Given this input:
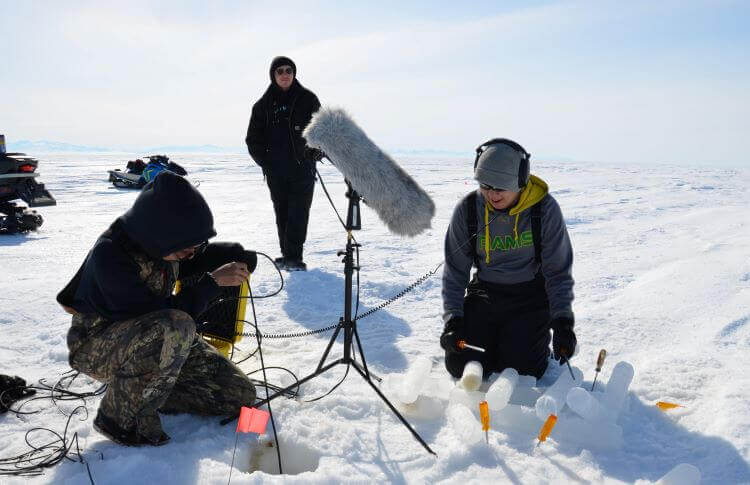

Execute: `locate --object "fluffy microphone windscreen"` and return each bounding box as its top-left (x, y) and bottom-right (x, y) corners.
top-left (303, 107), bottom-right (435, 237)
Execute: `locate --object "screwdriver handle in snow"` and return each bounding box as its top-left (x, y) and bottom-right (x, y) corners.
top-left (591, 349), bottom-right (607, 392)
top-left (479, 401), bottom-right (490, 444)
top-left (457, 340), bottom-right (485, 353)
top-left (536, 414), bottom-right (558, 446)
top-left (595, 349), bottom-right (607, 372)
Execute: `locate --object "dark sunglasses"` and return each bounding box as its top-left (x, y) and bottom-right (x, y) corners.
top-left (479, 182), bottom-right (507, 191)
top-left (194, 241), bottom-right (209, 255)
top-left (184, 241), bottom-right (208, 259)
top-left (275, 67), bottom-right (293, 76)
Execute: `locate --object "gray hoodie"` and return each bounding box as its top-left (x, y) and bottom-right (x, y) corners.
top-left (442, 175), bottom-right (574, 323)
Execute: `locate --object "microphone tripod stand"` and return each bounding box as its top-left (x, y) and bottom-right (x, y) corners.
top-left (223, 182), bottom-right (436, 456)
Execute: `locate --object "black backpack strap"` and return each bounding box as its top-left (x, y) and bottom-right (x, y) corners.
top-left (464, 191), bottom-right (479, 267)
top-left (531, 198), bottom-right (543, 264)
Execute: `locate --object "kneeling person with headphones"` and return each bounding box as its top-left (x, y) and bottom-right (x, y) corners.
top-left (441, 139), bottom-right (576, 382)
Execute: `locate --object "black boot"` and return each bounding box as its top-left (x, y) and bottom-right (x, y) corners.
top-left (285, 259), bottom-right (307, 272)
top-left (93, 411), bottom-right (170, 447)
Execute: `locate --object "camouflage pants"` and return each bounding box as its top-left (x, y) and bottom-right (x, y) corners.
top-left (68, 309), bottom-right (256, 441)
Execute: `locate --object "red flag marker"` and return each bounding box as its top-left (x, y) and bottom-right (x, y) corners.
top-left (236, 406), bottom-right (270, 434)
top-left (229, 407), bottom-right (272, 484)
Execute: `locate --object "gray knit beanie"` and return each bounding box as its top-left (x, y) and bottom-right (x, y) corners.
top-left (474, 143), bottom-right (528, 191)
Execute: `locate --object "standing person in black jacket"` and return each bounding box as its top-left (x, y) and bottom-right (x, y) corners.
top-left (245, 56), bottom-right (322, 271)
top-left (57, 172), bottom-right (258, 446)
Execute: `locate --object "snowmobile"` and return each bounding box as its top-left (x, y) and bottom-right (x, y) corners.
top-left (0, 136), bottom-right (57, 234)
top-left (108, 154), bottom-right (188, 189)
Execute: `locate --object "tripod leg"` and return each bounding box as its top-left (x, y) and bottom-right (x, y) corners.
top-left (317, 320), bottom-right (344, 372)
top-left (220, 359), bottom-right (344, 425)
top-left (350, 362), bottom-right (437, 456)
top-left (352, 326), bottom-right (371, 379)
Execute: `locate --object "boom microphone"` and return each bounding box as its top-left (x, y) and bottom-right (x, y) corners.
top-left (303, 107), bottom-right (435, 237)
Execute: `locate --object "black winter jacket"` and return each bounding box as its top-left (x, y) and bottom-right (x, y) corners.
top-left (245, 79), bottom-right (321, 178)
top-left (57, 172), bottom-right (246, 323)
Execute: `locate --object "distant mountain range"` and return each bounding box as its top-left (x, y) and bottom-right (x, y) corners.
top-left (6, 139), bottom-right (245, 154)
top-left (5, 139), bottom-right (472, 157)
top-left (4, 139), bottom-right (574, 162)
top-left (8, 140), bottom-right (114, 152)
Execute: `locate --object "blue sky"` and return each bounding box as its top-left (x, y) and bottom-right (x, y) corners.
top-left (2, 0), bottom-right (748, 166)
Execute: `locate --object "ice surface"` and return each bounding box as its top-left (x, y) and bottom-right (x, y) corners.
top-left (656, 463), bottom-right (701, 485)
top-left (552, 415), bottom-right (624, 451)
top-left (447, 405), bottom-right (484, 445)
top-left (566, 387), bottom-right (608, 423)
top-left (486, 367), bottom-right (519, 411)
top-left (535, 366), bottom-right (584, 420)
top-left (601, 361), bottom-right (634, 418)
top-left (459, 360), bottom-right (483, 391)
top-left (396, 356), bottom-right (432, 404)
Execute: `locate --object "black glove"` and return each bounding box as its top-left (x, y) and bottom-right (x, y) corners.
top-left (241, 250), bottom-right (258, 273)
top-left (440, 316), bottom-right (466, 353)
top-left (552, 316), bottom-right (577, 361)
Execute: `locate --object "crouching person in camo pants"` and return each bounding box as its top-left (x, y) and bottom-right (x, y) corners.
top-left (57, 172), bottom-right (258, 446)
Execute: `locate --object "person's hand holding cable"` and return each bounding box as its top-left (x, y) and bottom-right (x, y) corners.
top-left (209, 250), bottom-right (257, 286)
top-left (211, 262), bottom-right (250, 286)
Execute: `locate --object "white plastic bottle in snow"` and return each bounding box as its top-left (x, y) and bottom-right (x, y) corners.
top-left (600, 361), bottom-right (634, 418)
top-left (486, 368), bottom-right (519, 411)
top-left (566, 386), bottom-right (607, 422)
top-left (535, 366), bottom-right (584, 420)
top-left (447, 405), bottom-right (483, 445)
top-left (460, 361), bottom-right (483, 391)
top-left (397, 356), bottom-right (432, 404)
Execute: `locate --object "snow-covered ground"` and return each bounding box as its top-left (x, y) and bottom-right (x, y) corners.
top-left (1, 153), bottom-right (749, 484)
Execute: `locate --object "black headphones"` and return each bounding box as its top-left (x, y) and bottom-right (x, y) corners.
top-left (474, 138), bottom-right (531, 189)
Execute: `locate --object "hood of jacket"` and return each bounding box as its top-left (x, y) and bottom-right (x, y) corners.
top-left (509, 174), bottom-right (548, 215)
top-left (120, 171), bottom-right (216, 259)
